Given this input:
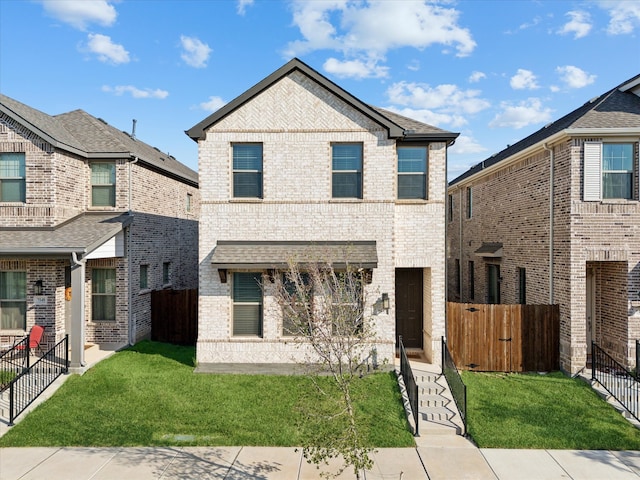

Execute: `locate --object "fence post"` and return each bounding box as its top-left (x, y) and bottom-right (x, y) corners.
top-left (64, 334), bottom-right (69, 373)
top-left (8, 380), bottom-right (15, 426)
top-left (441, 336), bottom-right (445, 375)
top-left (591, 341), bottom-right (596, 383)
top-left (636, 339), bottom-right (639, 380)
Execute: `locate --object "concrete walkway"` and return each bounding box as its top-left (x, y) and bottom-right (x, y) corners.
top-left (2, 443), bottom-right (640, 479)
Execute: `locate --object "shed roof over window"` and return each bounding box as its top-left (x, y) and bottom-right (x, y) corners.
top-left (475, 242), bottom-right (503, 258)
top-left (211, 241), bottom-right (378, 269)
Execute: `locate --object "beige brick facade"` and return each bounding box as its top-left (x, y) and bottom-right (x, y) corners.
top-left (448, 103), bottom-right (640, 373)
top-left (194, 62), bottom-right (454, 366)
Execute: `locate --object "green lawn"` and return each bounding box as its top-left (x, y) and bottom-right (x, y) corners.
top-left (462, 371), bottom-right (640, 449)
top-left (0, 341), bottom-right (414, 448)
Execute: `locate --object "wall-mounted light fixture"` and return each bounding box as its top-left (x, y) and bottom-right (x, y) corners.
top-left (34, 280), bottom-right (43, 295)
top-left (382, 293), bottom-right (389, 313)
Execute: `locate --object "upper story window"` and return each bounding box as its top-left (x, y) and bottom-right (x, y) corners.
top-left (584, 142), bottom-right (635, 201)
top-left (466, 186), bottom-right (473, 218)
top-left (0, 153), bottom-right (26, 203)
top-left (186, 193), bottom-right (193, 212)
top-left (233, 144), bottom-right (263, 198)
top-left (91, 162), bottom-right (116, 207)
top-left (140, 264), bottom-right (148, 290)
top-left (397, 146), bottom-right (427, 199)
top-left (0, 271), bottom-right (26, 330)
top-left (332, 143), bottom-right (362, 199)
top-left (448, 194), bottom-right (454, 222)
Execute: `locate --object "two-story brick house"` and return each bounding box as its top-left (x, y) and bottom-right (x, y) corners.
top-left (447, 73), bottom-right (640, 374)
top-left (187, 58), bottom-right (457, 367)
top-left (0, 94), bottom-right (199, 370)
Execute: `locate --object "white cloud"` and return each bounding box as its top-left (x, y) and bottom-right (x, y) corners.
top-left (489, 98), bottom-right (553, 129)
top-left (448, 134), bottom-right (487, 155)
top-left (386, 107), bottom-right (467, 128)
top-left (510, 69), bottom-right (539, 90)
top-left (285, 0), bottom-right (476, 64)
top-left (237, 0), bottom-right (254, 15)
top-left (86, 33), bottom-right (129, 64)
top-left (200, 96), bottom-right (227, 112)
top-left (40, 0), bottom-right (117, 31)
top-left (599, 0), bottom-right (640, 35)
top-left (469, 71), bottom-right (486, 83)
top-left (556, 65), bottom-right (596, 88)
top-left (102, 85), bottom-right (169, 99)
top-left (558, 10), bottom-right (592, 39)
top-left (180, 35), bottom-right (212, 68)
top-left (387, 81), bottom-right (491, 116)
top-left (323, 57), bottom-right (389, 79)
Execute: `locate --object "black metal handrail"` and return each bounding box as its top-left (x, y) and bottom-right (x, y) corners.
top-left (398, 336), bottom-right (419, 436)
top-left (0, 336), bottom-right (29, 391)
top-left (442, 336), bottom-right (467, 435)
top-left (6, 335), bottom-right (69, 425)
top-left (592, 341), bottom-right (639, 422)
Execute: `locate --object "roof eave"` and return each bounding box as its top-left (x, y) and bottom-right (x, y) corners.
top-left (401, 132), bottom-right (459, 145)
top-left (186, 58), bottom-right (408, 141)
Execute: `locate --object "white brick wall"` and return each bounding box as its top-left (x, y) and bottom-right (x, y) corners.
top-left (198, 72), bottom-right (447, 365)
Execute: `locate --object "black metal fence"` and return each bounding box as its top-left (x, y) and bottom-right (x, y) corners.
top-left (398, 336), bottom-right (419, 436)
top-left (592, 341), bottom-right (639, 422)
top-left (442, 336), bottom-right (467, 435)
top-left (4, 335), bottom-right (69, 425)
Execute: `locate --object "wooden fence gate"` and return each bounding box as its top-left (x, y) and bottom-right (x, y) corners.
top-left (151, 289), bottom-right (198, 345)
top-left (446, 302), bottom-right (559, 372)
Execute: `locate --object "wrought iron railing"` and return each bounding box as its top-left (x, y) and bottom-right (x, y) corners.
top-left (0, 336), bottom-right (29, 391)
top-left (442, 336), bottom-right (467, 435)
top-left (592, 342), bottom-right (639, 422)
top-left (398, 336), bottom-right (419, 436)
top-left (4, 335), bottom-right (69, 425)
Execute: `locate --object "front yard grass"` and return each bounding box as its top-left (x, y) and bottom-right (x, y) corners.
top-left (462, 370), bottom-right (640, 449)
top-left (0, 341), bottom-right (414, 448)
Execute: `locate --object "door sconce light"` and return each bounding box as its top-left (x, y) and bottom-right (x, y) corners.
top-left (382, 293), bottom-right (389, 313)
top-left (34, 280), bottom-right (43, 295)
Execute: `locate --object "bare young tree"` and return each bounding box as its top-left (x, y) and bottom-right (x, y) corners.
top-left (270, 260), bottom-right (380, 479)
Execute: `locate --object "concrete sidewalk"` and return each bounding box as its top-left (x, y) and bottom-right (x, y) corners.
top-left (2, 442), bottom-right (640, 479)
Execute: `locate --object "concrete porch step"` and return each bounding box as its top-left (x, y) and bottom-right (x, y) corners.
top-left (420, 394), bottom-right (447, 408)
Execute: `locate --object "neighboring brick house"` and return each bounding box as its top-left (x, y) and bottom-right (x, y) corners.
top-left (187, 58), bottom-right (458, 366)
top-left (0, 94), bottom-right (199, 370)
top-left (447, 73), bottom-right (640, 374)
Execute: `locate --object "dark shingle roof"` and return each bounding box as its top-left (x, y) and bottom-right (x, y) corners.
top-left (187, 57), bottom-right (458, 144)
top-left (0, 213), bottom-right (133, 255)
top-left (449, 73), bottom-right (640, 186)
top-left (0, 94), bottom-right (198, 186)
top-left (211, 240), bottom-right (378, 269)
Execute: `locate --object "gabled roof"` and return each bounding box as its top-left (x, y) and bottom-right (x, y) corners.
top-left (450, 73), bottom-right (640, 186)
top-left (186, 57), bottom-right (458, 144)
top-left (0, 93), bottom-right (198, 187)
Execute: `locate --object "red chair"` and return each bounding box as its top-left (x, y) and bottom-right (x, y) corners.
top-left (15, 325), bottom-right (45, 356)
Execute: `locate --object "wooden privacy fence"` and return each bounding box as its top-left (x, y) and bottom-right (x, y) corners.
top-left (446, 302), bottom-right (559, 372)
top-left (151, 289), bottom-right (198, 345)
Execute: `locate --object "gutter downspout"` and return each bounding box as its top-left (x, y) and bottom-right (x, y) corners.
top-left (544, 143), bottom-right (554, 304)
top-left (128, 156), bottom-right (139, 346)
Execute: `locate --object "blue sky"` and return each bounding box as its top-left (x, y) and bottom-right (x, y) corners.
top-left (1, 1), bottom-right (639, 180)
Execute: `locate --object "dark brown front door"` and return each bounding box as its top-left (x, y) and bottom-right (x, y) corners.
top-left (395, 268), bottom-right (423, 349)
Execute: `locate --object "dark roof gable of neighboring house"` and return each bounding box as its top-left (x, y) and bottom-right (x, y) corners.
top-left (449, 73), bottom-right (640, 186)
top-left (0, 93), bottom-right (198, 187)
top-left (186, 57), bottom-right (458, 144)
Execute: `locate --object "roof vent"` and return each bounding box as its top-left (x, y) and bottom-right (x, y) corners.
top-left (131, 119), bottom-right (137, 139)
top-left (97, 118), bottom-right (107, 124)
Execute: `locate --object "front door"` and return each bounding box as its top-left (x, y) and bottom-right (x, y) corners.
top-left (395, 268), bottom-right (423, 349)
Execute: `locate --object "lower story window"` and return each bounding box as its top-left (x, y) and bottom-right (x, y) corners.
top-left (0, 271), bottom-right (26, 330)
top-left (92, 268), bottom-right (116, 321)
top-left (233, 272), bottom-right (263, 336)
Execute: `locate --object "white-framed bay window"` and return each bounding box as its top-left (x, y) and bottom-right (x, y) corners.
top-left (584, 142), bottom-right (635, 201)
